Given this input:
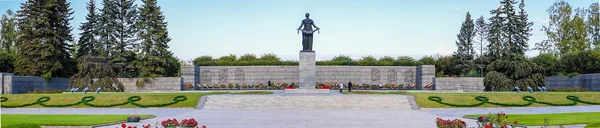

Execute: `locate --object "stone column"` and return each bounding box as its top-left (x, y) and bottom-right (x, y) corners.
top-left (299, 51), bottom-right (316, 89)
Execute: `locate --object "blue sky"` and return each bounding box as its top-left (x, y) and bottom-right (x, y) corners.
top-left (0, 0), bottom-right (598, 61)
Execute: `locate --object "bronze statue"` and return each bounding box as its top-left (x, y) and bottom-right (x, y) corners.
top-left (297, 13), bottom-right (320, 52)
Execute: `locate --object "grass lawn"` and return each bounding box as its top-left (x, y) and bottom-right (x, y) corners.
top-left (465, 112), bottom-right (600, 126)
top-left (1, 114), bottom-right (153, 127)
top-left (230, 91), bottom-right (274, 95)
top-left (410, 92), bottom-right (600, 108)
top-left (0, 91), bottom-right (271, 108)
top-left (342, 91), bottom-right (408, 95)
top-left (586, 122), bottom-right (600, 128)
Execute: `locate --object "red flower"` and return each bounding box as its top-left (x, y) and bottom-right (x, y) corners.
top-left (202, 125), bottom-right (207, 128)
top-left (133, 126), bottom-right (137, 128)
top-left (485, 125), bottom-right (492, 128)
top-left (128, 126), bottom-right (132, 128)
top-left (122, 123), bottom-right (126, 128)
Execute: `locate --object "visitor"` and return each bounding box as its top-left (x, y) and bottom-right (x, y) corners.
top-left (339, 82), bottom-right (344, 93)
top-left (267, 81), bottom-right (271, 89)
top-left (348, 81), bottom-right (353, 92)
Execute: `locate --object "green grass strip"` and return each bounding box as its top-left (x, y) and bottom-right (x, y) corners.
top-left (1, 114), bottom-right (153, 127)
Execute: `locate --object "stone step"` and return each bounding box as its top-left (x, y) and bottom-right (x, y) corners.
top-left (284, 89), bottom-right (330, 93)
top-left (202, 95), bottom-right (412, 110)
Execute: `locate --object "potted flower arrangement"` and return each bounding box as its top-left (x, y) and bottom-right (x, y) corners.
top-left (180, 118), bottom-right (198, 128)
top-left (127, 115), bottom-right (141, 122)
top-left (227, 83), bottom-right (234, 89)
top-left (242, 84), bottom-right (247, 89)
top-left (220, 84), bottom-right (226, 89)
top-left (184, 83), bottom-right (193, 89)
top-left (234, 84), bottom-right (240, 90)
top-left (391, 84), bottom-right (397, 90)
top-left (161, 118), bottom-right (179, 128)
top-left (214, 84), bottom-right (219, 89)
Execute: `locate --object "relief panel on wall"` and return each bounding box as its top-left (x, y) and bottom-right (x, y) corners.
top-left (371, 68), bottom-right (380, 82)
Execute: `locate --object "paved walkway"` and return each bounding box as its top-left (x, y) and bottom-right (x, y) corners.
top-left (202, 95), bottom-right (413, 110)
top-left (2, 92), bottom-right (599, 128)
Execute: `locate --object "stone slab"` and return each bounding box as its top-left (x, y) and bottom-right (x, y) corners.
top-left (299, 52), bottom-right (316, 89)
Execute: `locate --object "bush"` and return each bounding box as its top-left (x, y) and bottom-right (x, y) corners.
top-left (4, 124), bottom-right (41, 128)
top-left (560, 50), bottom-right (600, 74)
top-left (435, 117), bottom-right (466, 128)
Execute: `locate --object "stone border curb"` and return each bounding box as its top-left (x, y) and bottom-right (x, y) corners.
top-left (91, 115), bottom-right (157, 128)
top-left (405, 95), bottom-right (420, 110)
top-left (195, 96), bottom-right (208, 109)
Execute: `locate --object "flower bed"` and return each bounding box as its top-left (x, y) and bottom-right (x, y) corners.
top-left (315, 83), bottom-right (417, 90)
top-left (121, 118), bottom-right (206, 128)
top-left (547, 88), bottom-right (589, 92)
top-left (194, 82), bottom-right (299, 90)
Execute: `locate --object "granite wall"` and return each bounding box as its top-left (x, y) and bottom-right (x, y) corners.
top-left (186, 65), bottom-right (436, 89)
top-left (1, 73), bottom-right (70, 94)
top-left (1, 73), bottom-right (183, 94)
top-left (434, 77), bottom-right (485, 92)
top-left (545, 73), bottom-right (600, 91)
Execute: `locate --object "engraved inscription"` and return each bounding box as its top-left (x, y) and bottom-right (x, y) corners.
top-left (404, 69), bottom-right (414, 83)
top-left (371, 68), bottom-right (380, 81)
top-left (201, 70), bottom-right (211, 84)
top-left (388, 69), bottom-right (397, 82)
top-left (235, 68), bottom-right (245, 82)
top-left (219, 69), bottom-right (228, 83)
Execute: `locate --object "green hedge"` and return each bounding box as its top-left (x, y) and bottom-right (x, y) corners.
top-left (428, 95), bottom-right (600, 107)
top-left (0, 95), bottom-right (187, 108)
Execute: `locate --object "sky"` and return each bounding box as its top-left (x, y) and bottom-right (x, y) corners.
top-left (0, 0), bottom-right (598, 61)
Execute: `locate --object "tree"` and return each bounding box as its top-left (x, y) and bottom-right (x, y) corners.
top-left (379, 56), bottom-right (395, 62)
top-left (76, 0), bottom-right (100, 58)
top-left (539, 1), bottom-right (589, 56)
top-left (418, 56), bottom-right (435, 65)
top-left (14, 0), bottom-right (74, 80)
top-left (587, 3), bottom-right (600, 50)
top-left (474, 16), bottom-right (488, 59)
top-left (137, 0), bottom-right (176, 77)
top-left (331, 55), bottom-right (353, 62)
top-left (239, 54), bottom-right (257, 61)
top-left (516, 0), bottom-right (533, 53)
top-left (531, 53), bottom-right (560, 76)
top-left (500, 0), bottom-right (526, 55)
top-left (259, 53), bottom-right (280, 61)
top-left (435, 55), bottom-right (454, 77)
top-left (487, 6), bottom-right (504, 62)
top-left (111, 0), bottom-right (139, 78)
top-left (217, 54), bottom-right (237, 62)
top-left (1, 9), bottom-right (18, 52)
top-left (0, 50), bottom-right (15, 72)
top-left (98, 0), bottom-right (117, 57)
top-left (560, 50), bottom-right (600, 74)
top-left (396, 56), bottom-right (417, 66)
top-left (451, 12), bottom-right (476, 76)
top-left (69, 56), bottom-right (124, 92)
top-left (485, 54), bottom-right (544, 91)
top-left (192, 55), bottom-right (213, 66)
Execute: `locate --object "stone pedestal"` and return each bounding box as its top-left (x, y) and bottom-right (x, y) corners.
top-left (299, 51), bottom-right (316, 89)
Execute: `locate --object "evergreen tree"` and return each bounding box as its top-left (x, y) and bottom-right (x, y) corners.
top-left (1, 9), bottom-right (18, 52)
top-left (111, 0), bottom-right (139, 78)
top-left (137, 0), bottom-right (178, 77)
top-left (77, 0), bottom-right (100, 58)
top-left (451, 12), bottom-right (476, 76)
top-left (98, 0), bottom-right (117, 57)
top-left (516, 0), bottom-right (533, 53)
top-left (474, 16), bottom-right (488, 76)
top-left (14, 0), bottom-right (74, 79)
top-left (500, 0), bottom-right (524, 55)
top-left (487, 7), bottom-right (504, 62)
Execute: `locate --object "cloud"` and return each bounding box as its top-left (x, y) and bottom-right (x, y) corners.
top-left (536, 18), bottom-right (550, 25)
top-left (452, 7), bottom-right (461, 12)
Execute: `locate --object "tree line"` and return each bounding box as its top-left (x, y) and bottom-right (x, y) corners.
top-left (0, 0), bottom-right (180, 83)
top-left (450, 0), bottom-right (600, 91)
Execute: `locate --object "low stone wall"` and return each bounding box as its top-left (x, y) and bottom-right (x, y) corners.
top-left (434, 77), bottom-right (484, 92)
top-left (189, 65), bottom-right (435, 89)
top-left (1, 73), bottom-right (183, 94)
top-left (545, 73), bottom-right (600, 91)
top-left (119, 77), bottom-right (182, 92)
top-left (1, 73), bottom-right (70, 94)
